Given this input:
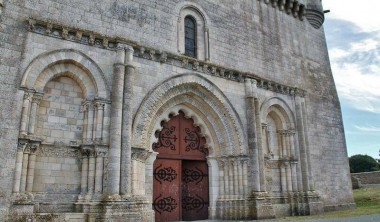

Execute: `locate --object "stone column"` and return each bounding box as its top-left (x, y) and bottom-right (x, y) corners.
top-left (87, 150), bottom-right (96, 194)
top-left (105, 44), bottom-right (126, 195)
top-left (20, 92), bottom-right (32, 135)
top-left (80, 150), bottom-right (89, 194)
top-left (294, 94), bottom-right (310, 191)
top-left (217, 160), bottom-right (225, 198)
top-left (238, 157), bottom-right (244, 196)
top-left (25, 144), bottom-right (38, 192)
top-left (286, 164), bottom-right (293, 192)
top-left (13, 141), bottom-right (27, 193)
top-left (20, 152), bottom-right (29, 192)
top-left (255, 98), bottom-right (266, 191)
top-left (95, 149), bottom-right (105, 193)
top-left (241, 157), bottom-right (248, 196)
top-left (280, 165), bottom-right (287, 193)
top-left (245, 79), bottom-right (260, 192)
top-left (232, 159), bottom-right (239, 195)
top-left (86, 102), bottom-right (95, 142)
top-left (94, 101), bottom-right (105, 142)
top-left (223, 158), bottom-right (229, 196)
top-left (204, 27), bottom-right (210, 61)
top-left (289, 131), bottom-right (299, 192)
top-left (82, 103), bottom-right (89, 142)
top-left (228, 159), bottom-right (234, 196)
top-left (120, 46), bottom-right (135, 196)
top-left (28, 93), bottom-right (43, 135)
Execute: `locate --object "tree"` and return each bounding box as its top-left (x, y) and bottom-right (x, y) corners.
top-left (349, 154), bottom-right (380, 173)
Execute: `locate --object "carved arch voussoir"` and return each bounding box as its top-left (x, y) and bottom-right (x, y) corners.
top-left (260, 97), bottom-right (296, 129)
top-left (20, 49), bottom-right (109, 99)
top-left (132, 74), bottom-right (245, 157)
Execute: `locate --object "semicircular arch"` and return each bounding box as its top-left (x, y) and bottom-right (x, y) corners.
top-left (260, 97), bottom-right (296, 129)
top-left (21, 49), bottom-right (109, 99)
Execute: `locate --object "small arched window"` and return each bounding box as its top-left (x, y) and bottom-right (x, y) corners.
top-left (184, 16), bottom-right (197, 58)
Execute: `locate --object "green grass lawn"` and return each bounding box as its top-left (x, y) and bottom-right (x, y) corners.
top-left (284, 187), bottom-right (380, 220)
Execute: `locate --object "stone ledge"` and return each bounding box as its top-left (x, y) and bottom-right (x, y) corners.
top-left (27, 18), bottom-right (307, 98)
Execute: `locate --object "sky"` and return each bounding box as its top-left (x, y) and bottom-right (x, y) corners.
top-left (322, 0), bottom-right (380, 159)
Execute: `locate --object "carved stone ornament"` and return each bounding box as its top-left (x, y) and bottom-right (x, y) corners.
top-left (13, 192), bottom-right (34, 203)
top-left (264, 160), bottom-right (280, 169)
top-left (37, 143), bottom-right (81, 158)
top-left (132, 147), bottom-right (151, 162)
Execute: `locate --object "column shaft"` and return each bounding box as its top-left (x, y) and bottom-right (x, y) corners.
top-left (86, 104), bottom-right (94, 141)
top-left (95, 104), bottom-right (104, 140)
top-left (295, 96), bottom-right (310, 191)
top-left (286, 165), bottom-right (293, 192)
top-left (13, 150), bottom-right (24, 192)
top-left (255, 99), bottom-right (266, 191)
top-left (20, 153), bottom-right (29, 192)
top-left (242, 159), bottom-right (248, 196)
top-left (87, 154), bottom-right (96, 194)
top-left (224, 160), bottom-right (229, 195)
top-left (233, 160), bottom-right (239, 195)
top-left (80, 156), bottom-right (89, 194)
top-left (26, 153), bottom-right (36, 192)
top-left (20, 93), bottom-right (31, 135)
top-left (228, 160), bottom-right (234, 196)
top-left (120, 46), bottom-right (135, 196)
top-left (218, 161), bottom-right (225, 197)
top-left (28, 101), bottom-right (38, 135)
top-left (105, 46), bottom-right (126, 194)
top-left (95, 155), bottom-right (104, 193)
top-left (280, 167), bottom-right (287, 193)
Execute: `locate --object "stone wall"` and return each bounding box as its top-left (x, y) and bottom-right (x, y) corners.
top-left (0, 0), bottom-right (355, 220)
top-left (351, 171), bottom-right (380, 189)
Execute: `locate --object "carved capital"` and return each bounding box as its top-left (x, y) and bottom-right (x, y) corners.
top-left (17, 139), bottom-right (29, 152)
top-left (131, 148), bottom-right (150, 162)
top-left (93, 100), bottom-right (105, 110)
top-left (32, 92), bottom-right (44, 104)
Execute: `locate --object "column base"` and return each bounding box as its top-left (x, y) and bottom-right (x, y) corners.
top-left (77, 195), bottom-right (153, 222)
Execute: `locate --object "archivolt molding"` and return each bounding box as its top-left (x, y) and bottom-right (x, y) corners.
top-left (174, 1), bottom-right (210, 26)
top-left (35, 63), bottom-right (95, 99)
top-left (132, 74), bottom-right (245, 156)
top-left (260, 97), bottom-right (296, 129)
top-left (20, 49), bottom-right (109, 99)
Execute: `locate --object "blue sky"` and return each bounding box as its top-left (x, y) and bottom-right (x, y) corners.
top-left (323, 0), bottom-right (380, 159)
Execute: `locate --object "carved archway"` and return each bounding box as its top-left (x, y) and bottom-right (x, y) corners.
top-left (20, 49), bottom-right (109, 99)
top-left (132, 73), bottom-right (245, 157)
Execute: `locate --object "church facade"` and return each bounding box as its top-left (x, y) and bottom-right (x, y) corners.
top-left (0, 0), bottom-right (355, 221)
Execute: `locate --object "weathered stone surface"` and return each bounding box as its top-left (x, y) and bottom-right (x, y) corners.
top-left (0, 0), bottom-right (354, 221)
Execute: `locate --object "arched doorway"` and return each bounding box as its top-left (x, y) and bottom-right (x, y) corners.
top-left (152, 111), bottom-right (209, 222)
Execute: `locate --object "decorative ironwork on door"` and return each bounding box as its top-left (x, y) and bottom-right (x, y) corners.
top-left (153, 111), bottom-right (209, 222)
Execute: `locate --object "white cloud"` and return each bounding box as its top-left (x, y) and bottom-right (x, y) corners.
top-left (323, 0), bottom-right (380, 32)
top-left (354, 125), bottom-right (380, 132)
top-left (333, 62), bottom-right (380, 113)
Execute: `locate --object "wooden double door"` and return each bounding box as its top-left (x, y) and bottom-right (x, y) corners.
top-left (152, 112), bottom-right (209, 222)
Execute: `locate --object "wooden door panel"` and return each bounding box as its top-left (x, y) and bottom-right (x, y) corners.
top-left (182, 161), bottom-right (209, 221)
top-left (153, 114), bottom-right (180, 156)
top-left (153, 159), bottom-right (181, 222)
top-left (179, 114), bottom-right (208, 158)
top-left (153, 111), bottom-right (209, 221)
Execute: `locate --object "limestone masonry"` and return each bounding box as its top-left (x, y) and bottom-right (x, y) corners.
top-left (0, 0), bottom-right (355, 221)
